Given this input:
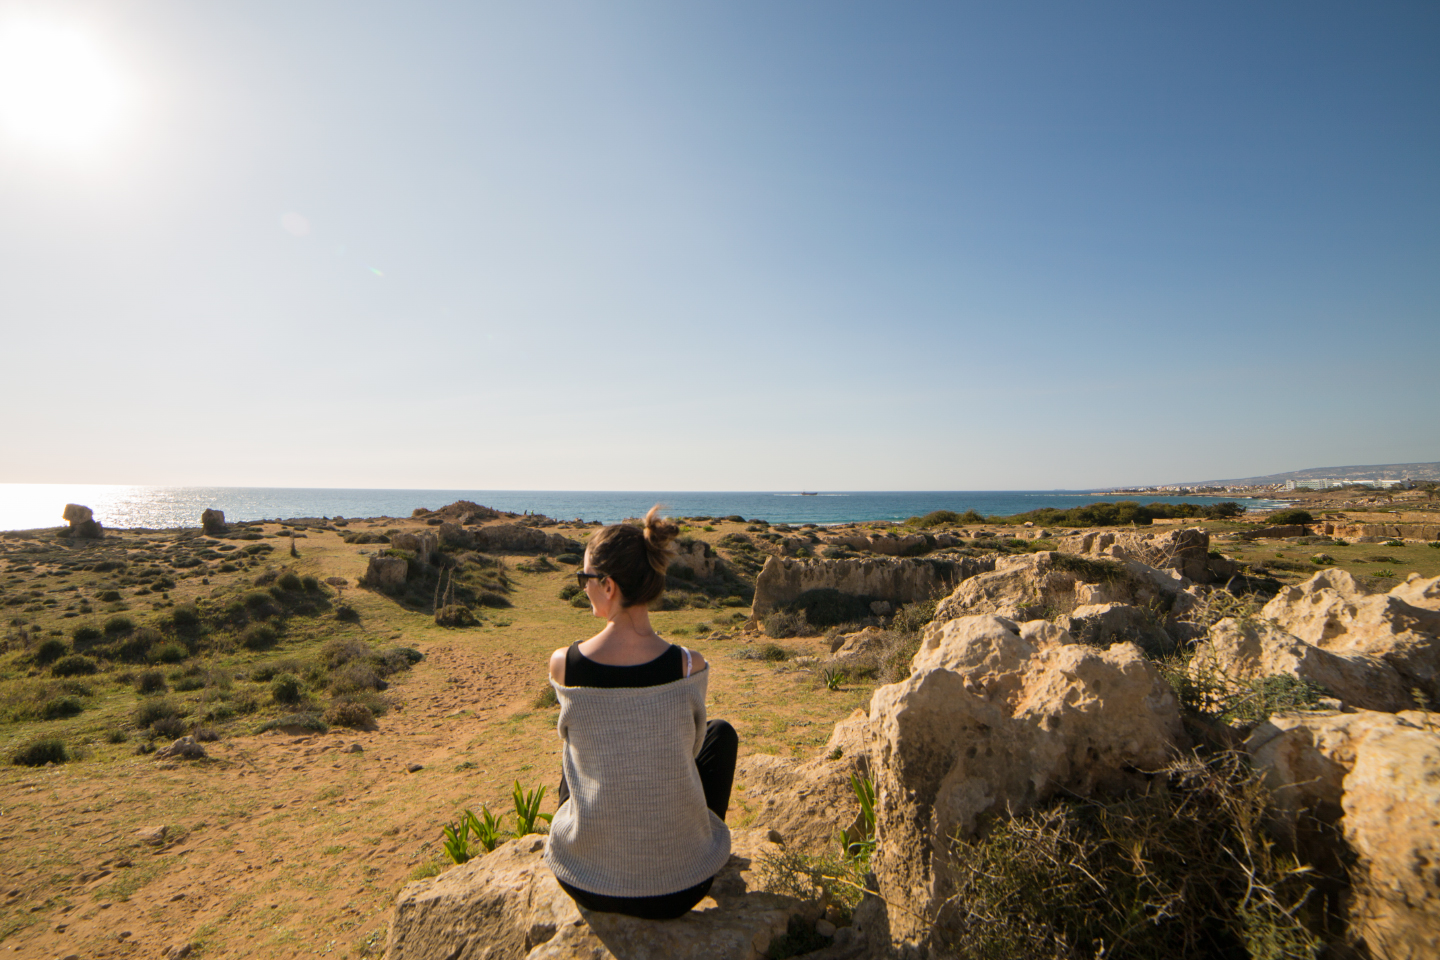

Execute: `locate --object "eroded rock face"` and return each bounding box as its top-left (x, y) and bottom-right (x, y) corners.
top-left (867, 615), bottom-right (1185, 943)
top-left (752, 556), bottom-right (992, 620)
top-left (391, 531), bottom-right (438, 565)
top-left (1057, 527), bottom-right (1216, 583)
top-left (472, 524), bottom-right (583, 556)
top-left (930, 552), bottom-right (1187, 626)
top-left (1189, 617), bottom-right (1412, 712)
top-left (438, 522), bottom-right (474, 548)
top-left (826, 532), bottom-right (933, 557)
top-left (1245, 710), bottom-right (1440, 960)
top-left (385, 830), bottom-right (840, 960)
top-left (670, 540), bottom-right (717, 579)
top-left (62, 503), bottom-right (102, 538)
top-left (734, 754), bottom-right (865, 857)
top-left (362, 555), bottom-right (408, 587)
top-left (1262, 570), bottom-right (1440, 701)
top-left (1060, 602), bottom-right (1175, 656)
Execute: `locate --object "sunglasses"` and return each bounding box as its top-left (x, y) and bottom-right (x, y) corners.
top-left (576, 571), bottom-right (608, 589)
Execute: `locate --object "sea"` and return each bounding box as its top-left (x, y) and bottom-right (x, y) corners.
top-left (0, 485), bottom-right (1287, 532)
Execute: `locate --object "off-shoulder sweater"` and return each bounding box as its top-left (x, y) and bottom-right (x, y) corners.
top-left (542, 669), bottom-right (732, 897)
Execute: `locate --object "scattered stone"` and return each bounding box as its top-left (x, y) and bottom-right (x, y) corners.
top-left (406, 763), bottom-right (423, 773)
top-left (347, 743), bottom-right (364, 754)
top-left (164, 943), bottom-right (197, 959)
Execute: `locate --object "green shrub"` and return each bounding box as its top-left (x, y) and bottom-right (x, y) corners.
top-left (277, 572), bottom-right (303, 592)
top-left (113, 626), bottom-right (161, 662)
top-left (33, 637), bottom-right (68, 666)
top-left (72, 624), bottom-right (102, 643)
top-left (241, 623), bottom-right (279, 650)
top-left (554, 553), bottom-right (582, 565)
top-left (892, 599), bottom-right (939, 634)
top-left (135, 697), bottom-right (182, 728)
top-left (42, 695), bottom-right (84, 720)
top-left (329, 661), bottom-right (384, 693)
top-left (319, 637), bottom-right (372, 669)
top-left (323, 700), bottom-right (375, 729)
top-left (569, 592), bottom-right (591, 608)
top-left (149, 641), bottom-right (188, 664)
top-left (532, 685), bottom-right (559, 709)
top-left (334, 603), bottom-right (360, 622)
top-left (106, 728), bottom-right (129, 744)
top-left (151, 716), bottom-right (186, 739)
top-left (736, 641), bottom-right (794, 662)
top-left (172, 674), bottom-right (204, 692)
top-left (51, 655), bottom-right (98, 677)
top-left (103, 615), bottom-right (135, 634)
top-left (97, 590), bottom-right (122, 602)
top-left (559, 583), bottom-right (582, 601)
top-left (271, 674), bottom-right (303, 705)
top-left (376, 647), bottom-right (423, 674)
top-left (301, 575), bottom-right (320, 591)
top-left (1267, 509), bottom-right (1313, 526)
top-left (171, 604), bottom-right (201, 628)
top-left (12, 738), bottom-right (68, 767)
top-left (763, 611), bottom-right (810, 639)
top-left (135, 670), bottom-right (168, 695)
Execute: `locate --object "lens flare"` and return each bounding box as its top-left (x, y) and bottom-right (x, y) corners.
top-left (0, 15), bottom-right (130, 154)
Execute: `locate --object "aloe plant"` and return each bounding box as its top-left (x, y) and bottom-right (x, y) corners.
top-left (467, 805), bottom-right (506, 853)
top-left (512, 781), bottom-right (553, 836)
top-left (838, 772), bottom-right (877, 862)
top-left (823, 667), bottom-right (847, 691)
top-left (442, 816), bottom-right (473, 864)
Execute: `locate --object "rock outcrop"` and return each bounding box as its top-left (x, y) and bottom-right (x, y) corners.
top-left (62, 503), bottom-right (102, 539)
top-left (865, 614), bottom-right (1185, 942)
top-left (200, 508), bottom-right (227, 534)
top-left (1246, 710), bottom-right (1440, 960)
top-left (1056, 527), bottom-right (1218, 582)
top-left (362, 556), bottom-right (408, 587)
top-left (385, 830), bottom-right (870, 960)
top-left (825, 532), bottom-right (933, 557)
top-left (671, 539), bottom-right (718, 579)
top-left (416, 500), bottom-right (503, 524)
top-left (1190, 617), bottom-right (1413, 712)
top-left (391, 531), bottom-right (438, 565)
top-left (472, 524), bottom-right (584, 556)
top-left (1261, 570), bottom-right (1440, 702)
top-left (752, 556), bottom-right (993, 620)
top-left (735, 753), bottom-right (866, 857)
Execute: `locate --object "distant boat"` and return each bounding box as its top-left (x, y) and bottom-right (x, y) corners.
top-left (799, 491), bottom-right (818, 496)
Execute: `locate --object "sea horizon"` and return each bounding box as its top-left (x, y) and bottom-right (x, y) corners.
top-left (0, 483), bottom-right (1287, 532)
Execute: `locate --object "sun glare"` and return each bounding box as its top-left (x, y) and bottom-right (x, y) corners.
top-left (0, 15), bottom-right (130, 154)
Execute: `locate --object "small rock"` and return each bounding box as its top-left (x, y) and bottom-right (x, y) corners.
top-left (346, 743), bottom-right (364, 754)
top-left (136, 825), bottom-right (168, 846)
top-left (153, 736), bottom-right (207, 761)
top-left (163, 944), bottom-right (197, 960)
top-left (118, 929), bottom-right (132, 939)
top-left (406, 763), bottom-right (423, 773)
top-left (816, 918), bottom-right (837, 937)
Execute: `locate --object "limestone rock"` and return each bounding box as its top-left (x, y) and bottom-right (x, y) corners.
top-left (153, 736), bottom-right (207, 761)
top-left (931, 552), bottom-right (1180, 625)
top-left (826, 532), bottom-right (933, 557)
top-left (385, 830), bottom-right (826, 960)
top-left (1189, 617), bottom-right (1412, 712)
top-left (1057, 526), bottom-right (1216, 583)
top-left (438, 522), bottom-right (475, 548)
top-left (671, 540), bottom-right (717, 579)
top-left (753, 556), bottom-right (993, 620)
top-left (472, 524), bottom-right (584, 556)
top-left (734, 754), bottom-right (865, 856)
top-left (867, 615), bottom-right (1184, 942)
top-left (419, 500), bottom-right (502, 524)
top-left (1245, 710), bottom-right (1440, 959)
top-left (135, 825), bottom-right (168, 846)
top-left (1262, 570), bottom-right (1440, 701)
top-left (1060, 602), bottom-right (1175, 656)
top-left (62, 503), bottom-right (92, 524)
top-left (391, 531), bottom-right (438, 565)
top-left (1238, 524), bottom-right (1308, 540)
top-left (829, 626), bottom-right (889, 660)
top-left (200, 508), bottom-right (227, 534)
top-left (363, 556), bottom-right (409, 587)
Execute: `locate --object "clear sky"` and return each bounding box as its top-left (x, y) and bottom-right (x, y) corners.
top-left (1, 1), bottom-right (1435, 491)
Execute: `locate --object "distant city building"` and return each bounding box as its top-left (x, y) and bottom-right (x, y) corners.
top-left (1282, 478), bottom-right (1409, 491)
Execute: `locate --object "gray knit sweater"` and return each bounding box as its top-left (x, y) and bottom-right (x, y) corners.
top-left (543, 670), bottom-right (732, 897)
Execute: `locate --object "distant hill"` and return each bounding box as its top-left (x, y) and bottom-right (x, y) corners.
top-left (1179, 462), bottom-right (1440, 487)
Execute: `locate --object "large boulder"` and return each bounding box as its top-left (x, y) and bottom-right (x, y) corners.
top-left (438, 522), bottom-right (475, 548)
top-left (734, 753), bottom-right (865, 857)
top-left (391, 531), bottom-right (438, 565)
top-left (472, 524), bottom-right (584, 556)
top-left (200, 508), bottom-right (227, 534)
top-left (1262, 570), bottom-right (1440, 702)
top-left (1057, 526), bottom-right (1217, 583)
top-left (753, 556), bottom-right (993, 620)
top-left (1189, 617), bottom-right (1413, 712)
top-left (62, 503), bottom-right (102, 539)
top-left (866, 615), bottom-right (1185, 943)
top-left (1059, 602), bottom-right (1176, 656)
top-left (385, 830), bottom-right (864, 960)
top-left (1245, 710), bottom-right (1440, 959)
top-left (362, 556), bottom-right (408, 587)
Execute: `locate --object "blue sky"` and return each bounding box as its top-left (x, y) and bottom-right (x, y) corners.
top-left (1, 1), bottom-right (1435, 490)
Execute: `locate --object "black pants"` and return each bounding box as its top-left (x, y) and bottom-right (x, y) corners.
top-left (555, 719), bottom-right (738, 920)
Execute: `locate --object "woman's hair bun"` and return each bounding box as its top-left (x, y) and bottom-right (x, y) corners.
top-left (642, 504), bottom-right (680, 574)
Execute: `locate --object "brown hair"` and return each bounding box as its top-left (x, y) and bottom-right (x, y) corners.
top-left (586, 505), bottom-right (680, 608)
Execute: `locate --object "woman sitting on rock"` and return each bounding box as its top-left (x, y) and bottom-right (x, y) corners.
top-left (544, 506), bottom-right (737, 919)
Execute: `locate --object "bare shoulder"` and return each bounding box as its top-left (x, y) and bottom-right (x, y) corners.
top-left (689, 648), bottom-right (708, 674)
top-left (548, 647), bottom-right (567, 684)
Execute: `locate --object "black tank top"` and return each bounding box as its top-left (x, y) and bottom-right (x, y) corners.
top-left (564, 642), bottom-right (684, 688)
